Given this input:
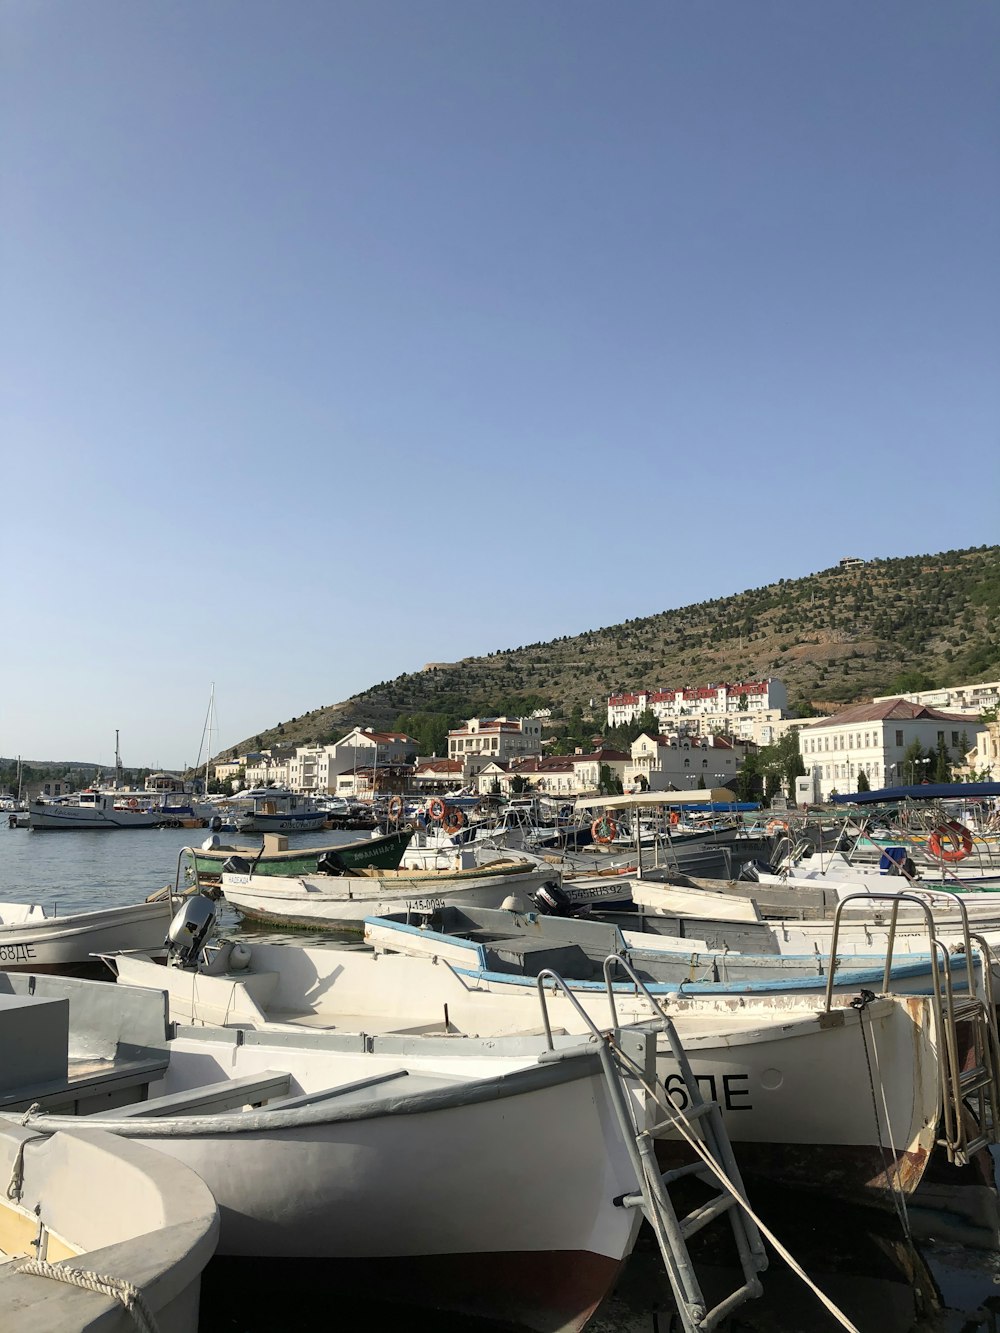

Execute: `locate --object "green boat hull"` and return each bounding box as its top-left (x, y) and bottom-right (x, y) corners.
top-left (195, 829), bottom-right (413, 879)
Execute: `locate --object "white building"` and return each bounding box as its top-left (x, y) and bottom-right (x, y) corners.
top-left (798, 699), bottom-right (986, 801)
top-left (625, 733), bottom-right (740, 793)
top-left (873, 679), bottom-right (1000, 718)
top-left (244, 751), bottom-right (291, 789)
top-left (447, 717), bottom-right (543, 763)
top-left (608, 679), bottom-right (788, 733)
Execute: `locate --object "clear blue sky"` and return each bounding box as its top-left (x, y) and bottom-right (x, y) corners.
top-left (3, 1), bottom-right (998, 767)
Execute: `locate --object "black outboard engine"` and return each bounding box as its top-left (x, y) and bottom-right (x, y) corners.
top-left (737, 860), bottom-right (774, 883)
top-left (222, 854), bottom-right (253, 876)
top-left (532, 882), bottom-right (577, 918)
top-left (316, 851), bottom-right (347, 876)
top-left (209, 815), bottom-right (223, 832)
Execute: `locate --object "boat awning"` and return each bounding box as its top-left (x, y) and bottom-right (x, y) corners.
top-left (830, 781), bottom-right (1000, 805)
top-left (574, 788), bottom-right (738, 811)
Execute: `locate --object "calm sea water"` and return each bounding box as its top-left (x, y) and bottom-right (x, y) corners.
top-left (3, 823), bottom-right (1000, 1331)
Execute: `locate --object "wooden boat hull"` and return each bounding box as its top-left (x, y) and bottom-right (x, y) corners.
top-left (221, 862), bottom-right (556, 930)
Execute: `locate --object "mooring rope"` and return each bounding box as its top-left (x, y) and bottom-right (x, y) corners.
top-left (15, 1261), bottom-right (160, 1333)
top-left (609, 1035), bottom-right (863, 1333)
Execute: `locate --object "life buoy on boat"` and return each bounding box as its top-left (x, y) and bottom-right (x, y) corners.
top-left (128, 798), bottom-right (139, 810)
top-left (766, 818), bottom-right (790, 836)
top-left (444, 808), bottom-right (467, 834)
top-left (427, 798), bottom-right (446, 822)
top-left (387, 796), bottom-right (404, 820)
top-left (928, 821), bottom-right (973, 863)
top-left (669, 811), bottom-right (680, 827)
top-left (591, 816), bottom-right (617, 845)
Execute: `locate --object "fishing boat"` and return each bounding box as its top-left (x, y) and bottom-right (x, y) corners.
top-left (218, 848), bottom-right (561, 930)
top-left (105, 919), bottom-right (950, 1212)
top-left (232, 789), bottom-right (327, 834)
top-left (192, 827), bottom-right (413, 879)
top-left (28, 789), bottom-right (197, 831)
top-left (4, 969), bottom-right (652, 1333)
top-left (0, 899), bottom-right (172, 974)
top-left (0, 1119), bottom-right (218, 1332)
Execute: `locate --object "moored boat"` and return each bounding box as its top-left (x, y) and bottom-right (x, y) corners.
top-left (0, 899), bottom-right (172, 974)
top-left (192, 827), bottom-right (413, 879)
top-left (0, 1119), bottom-right (218, 1333)
top-left (233, 789), bottom-right (327, 834)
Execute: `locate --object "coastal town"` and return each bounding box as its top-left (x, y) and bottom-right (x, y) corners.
top-left (198, 672), bottom-right (1000, 805)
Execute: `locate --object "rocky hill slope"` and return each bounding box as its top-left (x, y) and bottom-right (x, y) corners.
top-left (227, 545), bottom-right (1000, 757)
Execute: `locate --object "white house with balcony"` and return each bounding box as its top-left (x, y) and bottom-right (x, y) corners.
top-left (625, 733), bottom-right (740, 793)
top-left (447, 717), bottom-right (543, 763)
top-left (798, 699), bottom-right (986, 800)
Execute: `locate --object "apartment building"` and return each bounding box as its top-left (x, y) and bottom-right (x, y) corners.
top-left (873, 678), bottom-right (999, 718)
top-left (608, 679), bottom-right (788, 732)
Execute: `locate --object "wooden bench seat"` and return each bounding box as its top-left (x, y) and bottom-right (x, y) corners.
top-left (90, 1070), bottom-right (291, 1119)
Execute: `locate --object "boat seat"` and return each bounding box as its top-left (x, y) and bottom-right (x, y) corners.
top-left (262, 1068), bottom-right (410, 1110)
top-left (89, 1070), bottom-right (292, 1119)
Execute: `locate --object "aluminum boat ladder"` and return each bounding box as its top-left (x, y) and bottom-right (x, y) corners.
top-left (535, 958), bottom-right (767, 1333)
top-left (826, 889), bottom-right (1000, 1166)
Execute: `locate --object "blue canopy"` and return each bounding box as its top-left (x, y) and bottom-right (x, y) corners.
top-left (830, 781), bottom-right (1000, 805)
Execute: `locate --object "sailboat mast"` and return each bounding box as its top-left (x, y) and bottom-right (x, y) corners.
top-left (204, 684), bottom-right (216, 794)
top-left (114, 729), bottom-right (123, 789)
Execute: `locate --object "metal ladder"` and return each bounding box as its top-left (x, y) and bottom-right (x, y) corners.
top-left (826, 889), bottom-right (1000, 1166)
top-left (535, 959), bottom-right (767, 1333)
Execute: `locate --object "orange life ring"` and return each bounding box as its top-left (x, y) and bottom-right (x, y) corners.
top-left (387, 796), bottom-right (404, 819)
top-left (928, 821), bottom-right (973, 863)
top-left (669, 811), bottom-right (680, 827)
top-left (444, 808), bottom-right (467, 834)
top-left (427, 798), bottom-right (446, 822)
top-left (766, 818), bottom-right (790, 836)
top-left (591, 815), bottom-right (617, 845)
top-left (128, 798), bottom-right (139, 810)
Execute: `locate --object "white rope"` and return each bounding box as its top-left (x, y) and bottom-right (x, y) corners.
top-left (16, 1260), bottom-right (161, 1333)
top-left (612, 1038), bottom-right (862, 1333)
top-left (865, 1007), bottom-right (911, 1239)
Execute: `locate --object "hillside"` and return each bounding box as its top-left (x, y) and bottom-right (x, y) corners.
top-left (226, 546), bottom-right (1000, 757)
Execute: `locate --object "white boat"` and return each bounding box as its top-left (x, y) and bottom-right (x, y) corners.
top-left (0, 900), bottom-right (172, 974)
top-left (0, 1118), bottom-right (217, 1333)
top-left (108, 914), bottom-right (947, 1212)
top-left (233, 789), bottom-right (327, 834)
top-left (220, 851), bottom-right (559, 929)
top-left (9, 973), bottom-right (651, 1333)
top-left (28, 789), bottom-right (194, 831)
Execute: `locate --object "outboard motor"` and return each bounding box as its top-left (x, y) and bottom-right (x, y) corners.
top-left (532, 882), bottom-right (577, 918)
top-left (737, 860), bottom-right (774, 883)
top-left (166, 894), bottom-right (219, 967)
top-left (316, 850), bottom-right (347, 876)
top-left (209, 815), bottom-right (223, 832)
top-left (222, 854), bottom-right (253, 876)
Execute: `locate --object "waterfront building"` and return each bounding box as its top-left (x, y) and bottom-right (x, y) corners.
top-left (624, 733), bottom-right (740, 794)
top-left (798, 700), bottom-right (987, 800)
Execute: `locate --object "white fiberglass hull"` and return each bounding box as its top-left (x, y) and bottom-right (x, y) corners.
top-left (41, 1033), bottom-right (644, 1333)
top-left (236, 813), bottom-right (328, 834)
top-left (28, 804), bottom-right (163, 830)
top-left (0, 900), bottom-right (172, 972)
top-left (114, 944), bottom-right (941, 1209)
